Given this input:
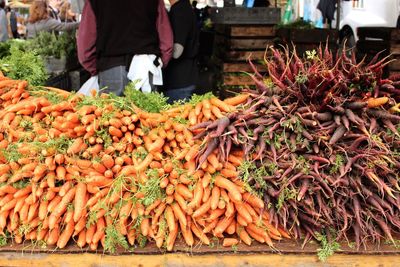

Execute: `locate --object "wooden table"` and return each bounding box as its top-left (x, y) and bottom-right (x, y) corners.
top-left (0, 239), bottom-right (399, 267)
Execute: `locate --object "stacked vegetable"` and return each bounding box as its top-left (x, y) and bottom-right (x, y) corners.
top-left (195, 45), bottom-right (400, 250)
top-left (0, 44), bottom-right (399, 255)
top-left (0, 73), bottom-right (286, 252)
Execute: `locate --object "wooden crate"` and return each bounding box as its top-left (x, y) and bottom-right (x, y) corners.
top-left (390, 29), bottom-right (400, 76)
top-left (210, 7), bottom-right (281, 25)
top-left (215, 25), bottom-right (276, 98)
top-left (357, 27), bottom-right (392, 77)
top-left (276, 28), bottom-right (339, 56)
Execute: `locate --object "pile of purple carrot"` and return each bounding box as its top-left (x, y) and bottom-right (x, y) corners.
top-left (194, 45), bottom-right (400, 249)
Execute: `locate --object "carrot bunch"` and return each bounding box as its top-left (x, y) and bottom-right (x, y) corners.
top-left (0, 74), bottom-right (287, 252)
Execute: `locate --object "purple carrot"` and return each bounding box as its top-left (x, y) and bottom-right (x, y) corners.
top-left (303, 155), bottom-right (330, 164)
top-left (297, 179), bottom-right (310, 201)
top-left (196, 138), bottom-right (218, 169)
top-left (313, 112), bottom-right (333, 122)
top-left (353, 196), bottom-right (364, 230)
top-left (344, 101), bottom-right (367, 110)
top-left (248, 58), bottom-right (263, 79)
top-left (189, 121), bottom-right (212, 131)
top-left (345, 109), bottom-right (361, 125)
top-left (329, 125), bottom-right (347, 145)
top-left (341, 115), bottom-right (350, 130)
top-left (302, 129), bottom-right (314, 141)
top-left (209, 117), bottom-right (230, 138)
top-left (334, 115), bottom-right (342, 125)
top-left (193, 130), bottom-right (207, 140)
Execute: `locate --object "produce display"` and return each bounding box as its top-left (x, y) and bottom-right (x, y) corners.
top-left (196, 46), bottom-right (400, 252)
top-left (0, 45), bottom-right (399, 257)
top-left (0, 74), bottom-right (284, 252)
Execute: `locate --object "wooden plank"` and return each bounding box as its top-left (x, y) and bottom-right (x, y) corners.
top-left (291, 29), bottom-right (338, 43)
top-left (391, 29), bottom-right (400, 41)
top-left (0, 238), bottom-right (399, 255)
top-left (1, 252), bottom-right (400, 267)
top-left (210, 7), bottom-right (281, 25)
top-left (223, 75), bottom-right (255, 86)
top-left (230, 26), bottom-right (276, 37)
top-left (224, 50), bottom-right (266, 61)
top-left (223, 63), bottom-right (266, 73)
top-left (390, 43), bottom-right (400, 55)
top-left (357, 27), bottom-right (392, 41)
top-left (389, 59), bottom-right (400, 71)
top-left (357, 40), bottom-right (390, 53)
top-left (229, 39), bottom-right (274, 50)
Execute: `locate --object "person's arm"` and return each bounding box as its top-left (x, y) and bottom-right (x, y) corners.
top-left (6, 12), bottom-right (12, 38)
top-left (0, 11), bottom-right (8, 41)
top-left (47, 18), bottom-right (79, 32)
top-left (156, 0), bottom-right (173, 67)
top-left (77, 1), bottom-right (97, 76)
top-left (173, 43), bottom-right (184, 59)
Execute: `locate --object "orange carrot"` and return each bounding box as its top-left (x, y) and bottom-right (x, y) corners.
top-left (47, 227), bottom-right (60, 246)
top-left (120, 154), bottom-right (153, 175)
top-left (214, 216), bottom-right (234, 236)
top-left (202, 186), bottom-right (211, 203)
top-left (367, 97), bottom-right (389, 108)
top-left (226, 220), bottom-right (236, 235)
top-left (49, 187), bottom-right (76, 229)
top-left (236, 225), bottom-right (252, 246)
top-left (171, 202), bottom-right (187, 227)
top-left (191, 223), bottom-right (210, 245)
top-left (214, 176), bottom-right (242, 203)
top-left (73, 182), bottom-right (86, 223)
top-left (85, 223), bottom-right (96, 245)
top-left (180, 217), bottom-right (194, 246)
top-left (77, 229), bottom-right (86, 248)
top-left (165, 206), bottom-right (176, 233)
top-left (224, 94), bottom-right (249, 106)
top-left (175, 184), bottom-right (193, 200)
top-left (220, 168), bottom-right (238, 178)
top-left (222, 238), bottom-right (239, 247)
top-left (187, 182), bottom-right (203, 209)
top-left (235, 203), bottom-right (253, 224)
top-left (67, 138), bottom-right (84, 155)
top-left (57, 220), bottom-right (75, 248)
top-left (242, 192), bottom-right (264, 209)
top-left (192, 199), bottom-right (211, 218)
top-left (166, 222), bottom-right (179, 251)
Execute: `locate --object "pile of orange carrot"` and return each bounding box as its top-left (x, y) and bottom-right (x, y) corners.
top-left (0, 74), bottom-right (288, 252)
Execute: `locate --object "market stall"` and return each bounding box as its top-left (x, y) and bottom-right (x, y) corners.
top-left (0, 1), bottom-right (398, 266)
top-left (0, 41), bottom-right (398, 265)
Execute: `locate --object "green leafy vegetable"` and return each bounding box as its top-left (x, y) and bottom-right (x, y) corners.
top-left (139, 170), bottom-right (166, 206)
top-left (0, 43), bottom-right (48, 86)
top-left (124, 82), bottom-right (169, 113)
top-left (104, 224), bottom-right (129, 253)
top-left (316, 232), bottom-right (341, 262)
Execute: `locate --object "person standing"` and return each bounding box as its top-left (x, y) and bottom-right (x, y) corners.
top-left (59, 1), bottom-right (76, 22)
top-left (163, 0), bottom-right (199, 103)
top-left (8, 8), bottom-right (19, 39)
top-left (0, 1), bottom-right (8, 42)
top-left (26, 1), bottom-right (79, 39)
top-left (77, 0), bottom-right (173, 96)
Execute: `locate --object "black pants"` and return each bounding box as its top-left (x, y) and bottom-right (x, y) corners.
top-left (12, 30), bottom-right (19, 39)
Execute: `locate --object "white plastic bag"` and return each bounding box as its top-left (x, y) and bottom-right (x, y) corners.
top-left (78, 75), bottom-right (99, 96)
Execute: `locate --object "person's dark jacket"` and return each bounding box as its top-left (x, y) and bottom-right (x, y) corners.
top-left (88, 0), bottom-right (164, 72)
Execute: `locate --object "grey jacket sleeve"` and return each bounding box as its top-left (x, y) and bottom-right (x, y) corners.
top-left (47, 19), bottom-right (79, 32)
top-left (0, 10), bottom-right (8, 42)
